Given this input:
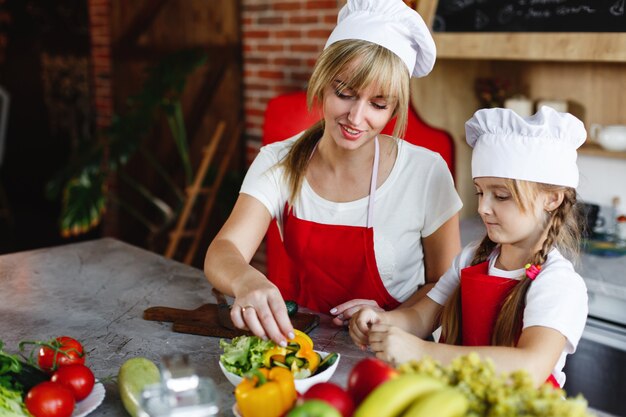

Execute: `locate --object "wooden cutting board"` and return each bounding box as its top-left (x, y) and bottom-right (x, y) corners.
top-left (143, 303), bottom-right (320, 339)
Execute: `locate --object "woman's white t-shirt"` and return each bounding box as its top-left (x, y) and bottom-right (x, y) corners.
top-left (428, 243), bottom-right (588, 386)
top-left (240, 134), bottom-right (463, 302)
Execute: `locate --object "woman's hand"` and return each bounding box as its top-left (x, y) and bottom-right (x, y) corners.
top-left (230, 275), bottom-right (294, 346)
top-left (330, 299), bottom-right (383, 326)
top-left (348, 307), bottom-right (385, 349)
top-left (367, 323), bottom-right (425, 366)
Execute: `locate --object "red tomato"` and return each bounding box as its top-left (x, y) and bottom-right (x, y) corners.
top-left (347, 358), bottom-right (398, 405)
top-left (38, 336), bottom-right (85, 372)
top-left (51, 364), bottom-right (95, 401)
top-left (302, 382), bottom-right (355, 417)
top-left (25, 382), bottom-right (76, 417)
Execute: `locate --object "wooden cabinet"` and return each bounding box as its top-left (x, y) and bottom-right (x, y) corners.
top-left (413, 3), bottom-right (626, 217)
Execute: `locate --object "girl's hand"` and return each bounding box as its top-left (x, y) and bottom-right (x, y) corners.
top-left (231, 277), bottom-right (294, 346)
top-left (330, 299), bottom-right (383, 326)
top-left (349, 307), bottom-right (384, 350)
top-left (368, 323), bottom-right (424, 366)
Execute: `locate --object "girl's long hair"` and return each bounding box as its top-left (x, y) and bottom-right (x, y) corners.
top-left (439, 179), bottom-right (581, 346)
top-left (279, 39), bottom-right (410, 205)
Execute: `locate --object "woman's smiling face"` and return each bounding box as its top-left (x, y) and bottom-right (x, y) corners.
top-left (321, 75), bottom-right (396, 151)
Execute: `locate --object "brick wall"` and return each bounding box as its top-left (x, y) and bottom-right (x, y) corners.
top-left (241, 0), bottom-right (344, 164)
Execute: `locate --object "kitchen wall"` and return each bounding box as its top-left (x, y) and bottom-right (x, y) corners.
top-left (578, 155), bottom-right (626, 217)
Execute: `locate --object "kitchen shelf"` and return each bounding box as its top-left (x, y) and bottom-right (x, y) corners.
top-left (432, 33), bottom-right (626, 62)
top-left (579, 143), bottom-right (626, 160)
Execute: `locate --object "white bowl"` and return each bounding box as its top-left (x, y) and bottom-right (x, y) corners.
top-left (219, 351), bottom-right (340, 393)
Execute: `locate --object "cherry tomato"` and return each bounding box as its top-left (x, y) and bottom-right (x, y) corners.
top-left (51, 364), bottom-right (95, 401)
top-left (38, 336), bottom-right (85, 372)
top-left (25, 381), bottom-right (75, 417)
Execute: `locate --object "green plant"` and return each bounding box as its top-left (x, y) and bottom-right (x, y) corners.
top-left (47, 48), bottom-right (207, 238)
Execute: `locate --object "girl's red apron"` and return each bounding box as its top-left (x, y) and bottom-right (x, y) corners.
top-left (461, 261), bottom-right (560, 388)
top-left (274, 137), bottom-right (400, 313)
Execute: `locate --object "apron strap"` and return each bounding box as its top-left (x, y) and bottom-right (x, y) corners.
top-left (367, 137), bottom-right (380, 228)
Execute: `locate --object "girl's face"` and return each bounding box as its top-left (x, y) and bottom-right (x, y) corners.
top-left (474, 177), bottom-right (549, 249)
top-left (321, 76), bottom-right (395, 151)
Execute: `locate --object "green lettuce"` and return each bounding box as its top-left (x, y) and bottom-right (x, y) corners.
top-left (219, 335), bottom-right (275, 377)
top-left (0, 385), bottom-right (29, 417)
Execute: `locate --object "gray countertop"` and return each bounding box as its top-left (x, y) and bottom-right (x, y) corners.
top-left (1, 234), bottom-right (619, 417)
top-left (0, 238), bottom-right (368, 417)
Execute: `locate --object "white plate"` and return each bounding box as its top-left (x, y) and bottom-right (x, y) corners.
top-left (232, 403), bottom-right (242, 417)
top-left (73, 382), bottom-right (105, 417)
top-left (219, 351), bottom-right (340, 393)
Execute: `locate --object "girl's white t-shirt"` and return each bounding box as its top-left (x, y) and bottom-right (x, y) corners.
top-left (428, 243), bottom-right (588, 387)
top-left (240, 134), bottom-right (463, 302)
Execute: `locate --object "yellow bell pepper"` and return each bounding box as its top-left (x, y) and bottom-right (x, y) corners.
top-left (262, 346), bottom-right (288, 368)
top-left (234, 367), bottom-right (297, 417)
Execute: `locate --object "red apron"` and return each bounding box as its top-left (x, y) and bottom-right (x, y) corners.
top-left (460, 261), bottom-right (560, 388)
top-left (276, 137), bottom-right (401, 313)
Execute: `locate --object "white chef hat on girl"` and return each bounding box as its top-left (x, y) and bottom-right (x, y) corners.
top-left (324, 0), bottom-right (436, 78)
top-left (466, 106), bottom-right (586, 188)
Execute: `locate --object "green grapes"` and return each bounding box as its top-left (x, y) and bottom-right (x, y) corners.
top-left (397, 353), bottom-right (593, 417)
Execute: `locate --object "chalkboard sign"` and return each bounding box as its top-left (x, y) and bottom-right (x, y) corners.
top-left (433, 0), bottom-right (626, 32)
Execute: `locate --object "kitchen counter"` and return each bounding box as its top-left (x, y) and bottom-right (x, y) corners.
top-left (1, 235), bottom-right (617, 417)
top-left (0, 238), bottom-right (368, 416)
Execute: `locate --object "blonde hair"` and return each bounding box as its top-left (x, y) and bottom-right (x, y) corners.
top-left (439, 179), bottom-right (581, 346)
top-left (279, 39), bottom-right (410, 205)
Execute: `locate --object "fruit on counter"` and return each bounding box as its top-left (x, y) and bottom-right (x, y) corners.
top-left (352, 374), bottom-right (444, 417)
top-left (235, 367), bottom-right (297, 417)
top-left (22, 336), bottom-right (86, 373)
top-left (401, 387), bottom-right (468, 417)
top-left (51, 364), bottom-right (95, 401)
top-left (302, 382), bottom-right (355, 417)
top-left (118, 357), bottom-right (161, 417)
top-left (398, 353), bottom-right (594, 417)
top-left (346, 357), bottom-right (398, 405)
top-left (24, 381), bottom-right (75, 417)
top-left (286, 399), bottom-right (343, 417)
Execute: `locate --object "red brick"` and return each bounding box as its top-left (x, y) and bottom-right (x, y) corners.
top-left (306, 1), bottom-right (337, 10)
top-left (273, 57), bottom-right (302, 66)
top-left (274, 2), bottom-right (301, 11)
top-left (289, 44), bottom-right (322, 53)
top-left (89, 0), bottom-right (111, 6)
top-left (258, 70), bottom-right (284, 79)
top-left (258, 16), bottom-right (283, 25)
top-left (289, 15), bottom-right (319, 24)
top-left (258, 44), bottom-right (284, 52)
top-left (275, 30), bottom-right (300, 38)
top-left (291, 71), bottom-right (313, 81)
top-left (323, 14), bottom-right (337, 24)
top-left (306, 29), bottom-right (332, 38)
top-left (246, 108), bottom-right (266, 118)
top-left (244, 30), bottom-right (271, 39)
top-left (242, 17), bottom-right (253, 25)
top-left (243, 4), bottom-right (270, 12)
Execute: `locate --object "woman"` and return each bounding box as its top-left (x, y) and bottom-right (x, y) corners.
top-left (204, 0), bottom-right (462, 346)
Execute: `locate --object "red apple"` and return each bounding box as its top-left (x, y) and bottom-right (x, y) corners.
top-left (302, 382), bottom-right (355, 417)
top-left (346, 357), bottom-right (398, 405)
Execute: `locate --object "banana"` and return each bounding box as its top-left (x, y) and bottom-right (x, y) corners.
top-left (353, 374), bottom-right (445, 417)
top-left (401, 386), bottom-right (469, 417)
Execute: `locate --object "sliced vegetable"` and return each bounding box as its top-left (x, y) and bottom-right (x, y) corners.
top-left (118, 357), bottom-right (161, 417)
top-left (314, 352), bottom-right (339, 376)
top-left (235, 367), bottom-right (297, 417)
top-left (220, 336), bottom-right (275, 377)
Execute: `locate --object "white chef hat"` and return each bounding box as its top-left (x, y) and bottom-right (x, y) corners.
top-left (324, 0), bottom-right (436, 78)
top-left (466, 106), bottom-right (586, 188)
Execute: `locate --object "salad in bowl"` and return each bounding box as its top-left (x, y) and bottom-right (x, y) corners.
top-left (219, 330), bottom-right (340, 393)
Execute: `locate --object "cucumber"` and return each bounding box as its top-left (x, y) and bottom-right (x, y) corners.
top-left (11, 361), bottom-right (48, 395)
top-left (285, 300), bottom-right (298, 317)
top-left (314, 352), bottom-right (339, 375)
top-left (118, 357), bottom-right (161, 417)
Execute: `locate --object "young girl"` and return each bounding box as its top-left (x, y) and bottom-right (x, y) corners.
top-left (350, 106), bottom-right (588, 388)
top-left (204, 0), bottom-right (462, 346)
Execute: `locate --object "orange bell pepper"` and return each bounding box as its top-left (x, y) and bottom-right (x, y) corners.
top-left (234, 367), bottom-right (297, 417)
top-left (289, 330), bottom-right (320, 374)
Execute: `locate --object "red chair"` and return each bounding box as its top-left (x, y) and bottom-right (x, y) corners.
top-left (261, 91), bottom-right (455, 284)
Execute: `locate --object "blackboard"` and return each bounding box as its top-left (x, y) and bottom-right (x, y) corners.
top-left (433, 0), bottom-right (626, 32)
